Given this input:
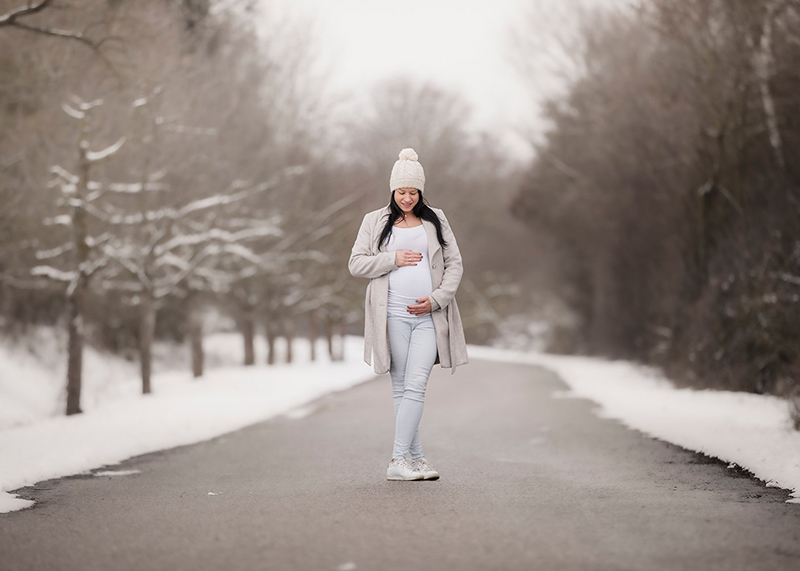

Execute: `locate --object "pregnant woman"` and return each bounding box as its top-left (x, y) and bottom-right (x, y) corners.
top-left (348, 148), bottom-right (468, 481)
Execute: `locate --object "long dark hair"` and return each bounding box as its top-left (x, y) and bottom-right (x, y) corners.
top-left (377, 190), bottom-right (448, 250)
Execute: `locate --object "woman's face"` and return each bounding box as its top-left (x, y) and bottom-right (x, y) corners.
top-left (393, 187), bottom-right (420, 214)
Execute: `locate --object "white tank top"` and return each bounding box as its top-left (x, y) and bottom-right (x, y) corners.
top-left (385, 224), bottom-right (433, 317)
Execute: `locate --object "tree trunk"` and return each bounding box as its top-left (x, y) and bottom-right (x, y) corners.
top-left (66, 139), bottom-right (91, 416)
top-left (308, 311), bottom-right (317, 362)
top-left (189, 296), bottom-right (204, 378)
top-left (242, 314), bottom-right (255, 366)
top-left (265, 317), bottom-right (277, 365)
top-left (753, 3), bottom-right (785, 171)
top-left (65, 287), bottom-right (84, 415)
top-left (326, 317), bottom-right (335, 361)
top-left (140, 293), bottom-right (156, 394)
top-left (335, 315), bottom-right (346, 361)
top-left (284, 315), bottom-right (294, 364)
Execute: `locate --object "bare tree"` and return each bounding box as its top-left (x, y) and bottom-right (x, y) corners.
top-left (33, 97), bottom-right (125, 415)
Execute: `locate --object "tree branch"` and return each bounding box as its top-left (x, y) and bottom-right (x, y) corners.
top-left (0, 0), bottom-right (100, 49)
top-left (0, 0), bottom-right (53, 25)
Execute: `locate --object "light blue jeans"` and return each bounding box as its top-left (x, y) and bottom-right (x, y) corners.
top-left (387, 312), bottom-right (438, 460)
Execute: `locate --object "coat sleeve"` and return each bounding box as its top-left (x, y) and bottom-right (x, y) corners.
top-left (428, 210), bottom-right (463, 312)
top-left (348, 213), bottom-right (398, 279)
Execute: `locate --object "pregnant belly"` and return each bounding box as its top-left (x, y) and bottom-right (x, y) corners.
top-left (388, 264), bottom-right (433, 313)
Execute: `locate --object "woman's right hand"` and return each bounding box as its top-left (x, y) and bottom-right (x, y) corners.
top-left (395, 250), bottom-right (423, 267)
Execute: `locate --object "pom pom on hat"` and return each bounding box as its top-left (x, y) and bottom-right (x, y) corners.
top-left (398, 148), bottom-right (418, 162)
top-left (389, 147), bottom-right (425, 192)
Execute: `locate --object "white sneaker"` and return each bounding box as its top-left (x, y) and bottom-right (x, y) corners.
top-left (410, 457), bottom-right (439, 480)
top-left (386, 457), bottom-right (424, 481)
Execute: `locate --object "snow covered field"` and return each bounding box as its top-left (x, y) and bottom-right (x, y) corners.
top-left (2, 330), bottom-right (798, 514)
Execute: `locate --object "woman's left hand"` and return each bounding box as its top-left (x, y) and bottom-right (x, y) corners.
top-left (407, 296), bottom-right (432, 316)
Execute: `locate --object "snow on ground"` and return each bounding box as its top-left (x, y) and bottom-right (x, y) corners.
top-left (0, 325), bottom-right (318, 431)
top-left (468, 345), bottom-right (800, 504)
top-left (2, 329), bottom-right (798, 514)
top-left (0, 329), bottom-right (375, 513)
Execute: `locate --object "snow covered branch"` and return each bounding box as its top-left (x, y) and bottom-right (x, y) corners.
top-left (84, 181), bottom-right (168, 203)
top-left (176, 165), bottom-right (306, 218)
top-left (35, 243), bottom-right (74, 260)
top-left (219, 243), bottom-right (263, 266)
top-left (92, 279), bottom-right (143, 293)
top-left (100, 245), bottom-right (153, 290)
top-left (50, 165), bottom-right (79, 185)
top-left (42, 215), bottom-right (72, 226)
top-left (153, 223), bottom-right (282, 257)
top-left (61, 103), bottom-right (85, 120)
top-left (82, 167), bottom-right (302, 227)
top-left (31, 266), bottom-right (75, 282)
top-left (161, 124), bottom-right (218, 136)
top-left (84, 136), bottom-right (126, 163)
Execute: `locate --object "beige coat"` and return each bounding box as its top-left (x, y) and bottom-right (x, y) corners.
top-left (348, 205), bottom-right (469, 375)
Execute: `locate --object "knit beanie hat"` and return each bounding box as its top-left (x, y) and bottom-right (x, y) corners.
top-left (389, 148), bottom-right (425, 193)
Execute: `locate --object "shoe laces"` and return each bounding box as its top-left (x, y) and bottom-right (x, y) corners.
top-left (412, 458), bottom-right (433, 471)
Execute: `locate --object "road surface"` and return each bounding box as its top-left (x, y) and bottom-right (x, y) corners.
top-left (1, 359), bottom-right (798, 570)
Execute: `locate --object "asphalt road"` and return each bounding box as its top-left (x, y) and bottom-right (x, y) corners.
top-left (1, 359), bottom-right (799, 571)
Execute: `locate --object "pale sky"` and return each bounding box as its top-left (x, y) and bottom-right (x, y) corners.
top-left (268, 0), bottom-right (542, 160)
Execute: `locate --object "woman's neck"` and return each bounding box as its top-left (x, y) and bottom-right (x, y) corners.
top-left (395, 212), bottom-right (420, 226)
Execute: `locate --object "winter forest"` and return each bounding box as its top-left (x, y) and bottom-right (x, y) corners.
top-left (2, 0), bottom-right (538, 420)
top-left (2, 0), bottom-right (800, 422)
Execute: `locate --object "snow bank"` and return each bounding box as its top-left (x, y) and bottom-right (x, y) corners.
top-left (0, 332), bottom-right (375, 513)
top-left (0, 326), bottom-right (337, 431)
top-left (469, 345), bottom-right (800, 504)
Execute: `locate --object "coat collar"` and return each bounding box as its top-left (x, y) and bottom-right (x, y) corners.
top-left (377, 205), bottom-right (442, 258)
